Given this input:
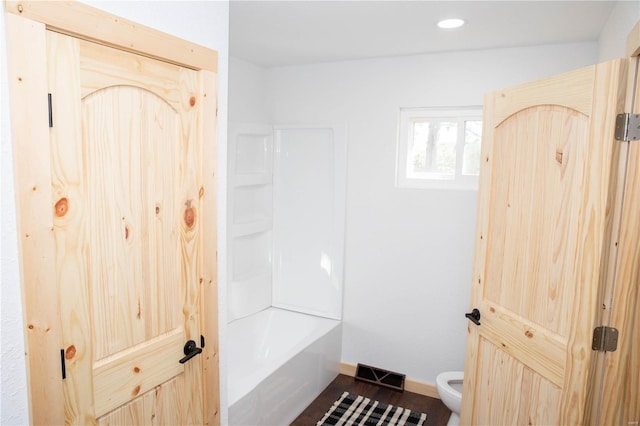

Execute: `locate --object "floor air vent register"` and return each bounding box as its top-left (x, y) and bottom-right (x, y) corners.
top-left (355, 363), bottom-right (406, 391)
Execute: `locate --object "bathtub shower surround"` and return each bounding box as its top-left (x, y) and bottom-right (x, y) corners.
top-left (227, 124), bottom-right (347, 321)
top-left (227, 308), bottom-right (342, 425)
top-left (272, 126), bottom-right (347, 319)
top-left (227, 123), bottom-right (347, 425)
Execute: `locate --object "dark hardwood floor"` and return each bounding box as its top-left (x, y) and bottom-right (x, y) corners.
top-left (290, 374), bottom-right (451, 425)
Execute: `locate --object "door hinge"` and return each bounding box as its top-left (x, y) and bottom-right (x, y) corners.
top-left (615, 113), bottom-right (640, 142)
top-left (592, 326), bottom-right (619, 352)
top-left (48, 93), bottom-right (53, 128)
top-left (60, 349), bottom-right (66, 379)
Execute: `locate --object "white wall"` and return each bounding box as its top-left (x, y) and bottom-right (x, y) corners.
top-left (598, 0), bottom-right (640, 62)
top-left (229, 57), bottom-right (272, 124)
top-left (263, 42), bottom-right (598, 386)
top-left (0, 2), bottom-right (229, 424)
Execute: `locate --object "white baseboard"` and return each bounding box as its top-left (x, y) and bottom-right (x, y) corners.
top-left (339, 362), bottom-right (440, 400)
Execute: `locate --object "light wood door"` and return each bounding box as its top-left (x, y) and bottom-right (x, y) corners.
top-left (461, 59), bottom-right (634, 424)
top-left (6, 3), bottom-right (218, 424)
top-left (47, 30), bottom-right (208, 424)
top-left (590, 58), bottom-right (640, 425)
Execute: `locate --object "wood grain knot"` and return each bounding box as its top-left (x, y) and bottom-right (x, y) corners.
top-left (189, 96), bottom-right (196, 107)
top-left (155, 204), bottom-right (161, 215)
top-left (132, 385), bottom-right (141, 397)
top-left (65, 345), bottom-right (76, 359)
top-left (555, 149), bottom-right (563, 164)
top-left (55, 198), bottom-right (69, 217)
top-left (125, 225), bottom-right (130, 240)
top-left (17, 4), bottom-right (23, 13)
top-left (133, 367), bottom-right (140, 373)
top-left (28, 324), bottom-right (34, 330)
top-left (184, 206), bottom-right (196, 228)
top-left (489, 307), bottom-right (495, 313)
top-left (199, 186), bottom-right (204, 198)
top-left (525, 330), bottom-right (534, 338)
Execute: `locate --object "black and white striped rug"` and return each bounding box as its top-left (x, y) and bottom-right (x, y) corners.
top-left (316, 391), bottom-right (427, 426)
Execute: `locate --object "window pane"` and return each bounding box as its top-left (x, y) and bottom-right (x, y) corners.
top-left (410, 121), bottom-right (430, 171)
top-left (409, 120), bottom-right (457, 179)
top-left (397, 107), bottom-right (482, 188)
top-left (432, 121), bottom-right (457, 177)
top-left (462, 120), bottom-right (482, 176)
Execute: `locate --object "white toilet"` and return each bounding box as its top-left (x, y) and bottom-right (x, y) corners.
top-left (436, 371), bottom-right (464, 426)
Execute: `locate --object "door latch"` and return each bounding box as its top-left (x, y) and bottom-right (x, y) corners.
top-left (179, 339), bottom-right (203, 364)
top-left (465, 308), bottom-right (481, 325)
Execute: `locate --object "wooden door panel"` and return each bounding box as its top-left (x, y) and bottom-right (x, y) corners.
top-left (47, 29), bottom-right (95, 424)
top-left (474, 338), bottom-right (560, 425)
top-left (93, 330), bottom-right (184, 417)
top-left (485, 106), bottom-right (586, 338)
top-left (97, 376), bottom-right (184, 426)
top-left (462, 60), bottom-right (631, 424)
top-left (492, 67), bottom-right (593, 122)
top-left (477, 304), bottom-right (565, 387)
top-left (83, 85), bottom-right (181, 360)
top-left (78, 39), bottom-right (187, 108)
top-left (48, 29), bottom-right (204, 424)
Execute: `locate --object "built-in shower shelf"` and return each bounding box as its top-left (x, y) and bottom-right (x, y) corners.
top-left (234, 174), bottom-right (272, 187)
top-left (231, 269), bottom-right (271, 284)
top-left (231, 230), bottom-right (272, 283)
top-left (232, 219), bottom-right (272, 237)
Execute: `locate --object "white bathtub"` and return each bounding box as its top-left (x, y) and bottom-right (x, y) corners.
top-left (228, 307), bottom-right (342, 425)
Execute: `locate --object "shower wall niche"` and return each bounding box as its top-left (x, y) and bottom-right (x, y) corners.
top-left (228, 124), bottom-right (346, 322)
top-left (228, 125), bottom-right (274, 321)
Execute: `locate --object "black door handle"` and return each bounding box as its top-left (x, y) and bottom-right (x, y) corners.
top-left (179, 339), bottom-right (203, 364)
top-left (465, 308), bottom-right (481, 325)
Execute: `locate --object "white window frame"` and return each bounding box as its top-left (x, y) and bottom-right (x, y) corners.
top-left (396, 106), bottom-right (483, 190)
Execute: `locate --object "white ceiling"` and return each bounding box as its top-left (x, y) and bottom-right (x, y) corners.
top-left (230, 1), bottom-right (618, 68)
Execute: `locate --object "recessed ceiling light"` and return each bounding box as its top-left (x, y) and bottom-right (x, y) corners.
top-left (437, 18), bottom-right (465, 29)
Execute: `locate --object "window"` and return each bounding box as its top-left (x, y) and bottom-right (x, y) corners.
top-left (396, 107), bottom-right (483, 189)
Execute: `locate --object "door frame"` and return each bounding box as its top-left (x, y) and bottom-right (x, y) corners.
top-left (4, 1), bottom-right (219, 424)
